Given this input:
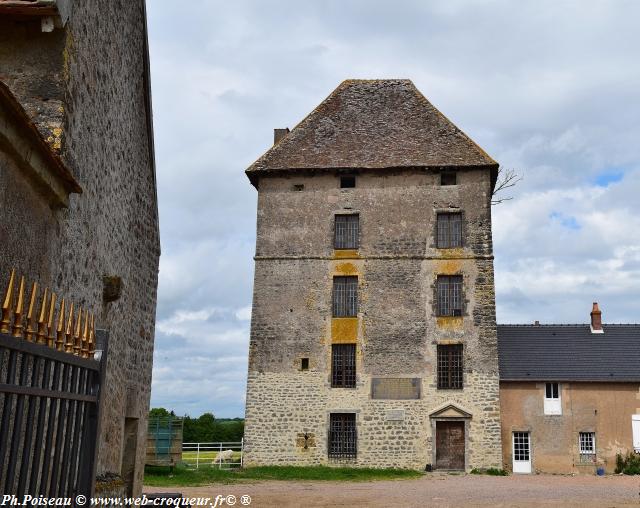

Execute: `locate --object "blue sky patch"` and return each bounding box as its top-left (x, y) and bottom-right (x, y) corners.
top-left (550, 211), bottom-right (581, 230)
top-left (594, 169), bottom-right (624, 187)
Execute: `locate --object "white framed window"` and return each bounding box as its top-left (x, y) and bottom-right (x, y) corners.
top-left (544, 382), bottom-right (562, 415)
top-left (632, 415), bottom-right (640, 452)
top-left (579, 432), bottom-right (596, 462)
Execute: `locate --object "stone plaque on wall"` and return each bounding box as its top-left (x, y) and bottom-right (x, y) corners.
top-left (371, 378), bottom-right (421, 400)
top-left (385, 409), bottom-right (406, 421)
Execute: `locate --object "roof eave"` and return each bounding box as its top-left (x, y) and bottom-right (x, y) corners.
top-left (0, 0), bottom-right (58, 17)
top-left (0, 80), bottom-right (81, 207)
top-left (246, 163), bottom-right (499, 189)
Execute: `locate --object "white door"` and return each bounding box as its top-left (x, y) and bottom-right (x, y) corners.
top-left (513, 432), bottom-right (532, 473)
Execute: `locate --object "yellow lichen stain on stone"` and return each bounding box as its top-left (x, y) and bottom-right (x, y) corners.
top-left (334, 262), bottom-right (358, 276)
top-left (434, 259), bottom-right (462, 275)
top-left (331, 317), bottom-right (358, 343)
top-left (436, 316), bottom-right (463, 330)
top-left (437, 247), bottom-right (464, 259)
top-left (333, 249), bottom-right (360, 259)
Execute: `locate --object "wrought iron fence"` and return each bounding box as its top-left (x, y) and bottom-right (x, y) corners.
top-left (182, 441), bottom-right (244, 469)
top-left (0, 269), bottom-right (107, 497)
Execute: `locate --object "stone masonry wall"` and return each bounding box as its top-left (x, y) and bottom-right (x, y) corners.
top-left (244, 168), bottom-right (502, 469)
top-left (0, 1), bottom-right (159, 496)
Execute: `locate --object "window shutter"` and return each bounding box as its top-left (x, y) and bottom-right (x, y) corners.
top-left (633, 415), bottom-right (640, 451)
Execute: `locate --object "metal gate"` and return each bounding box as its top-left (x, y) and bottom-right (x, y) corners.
top-left (0, 270), bottom-right (107, 498)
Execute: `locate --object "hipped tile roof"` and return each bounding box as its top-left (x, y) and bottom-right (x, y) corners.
top-left (246, 79), bottom-right (497, 184)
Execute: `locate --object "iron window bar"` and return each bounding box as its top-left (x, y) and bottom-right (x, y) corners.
top-left (328, 413), bottom-right (357, 459)
top-left (437, 344), bottom-right (463, 389)
top-left (437, 213), bottom-right (462, 248)
top-left (332, 276), bottom-right (358, 317)
top-left (436, 275), bottom-right (463, 317)
top-left (334, 214), bottom-right (360, 249)
top-left (331, 344), bottom-right (356, 388)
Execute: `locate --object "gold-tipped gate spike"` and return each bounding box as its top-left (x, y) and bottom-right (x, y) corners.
top-left (81, 310), bottom-right (90, 358)
top-left (11, 276), bottom-right (25, 338)
top-left (64, 302), bottom-right (75, 353)
top-left (36, 287), bottom-right (49, 344)
top-left (25, 282), bottom-right (38, 341)
top-left (73, 308), bottom-right (82, 356)
top-left (88, 313), bottom-right (96, 358)
top-left (1, 269), bottom-right (16, 334)
top-left (56, 298), bottom-right (66, 351)
top-left (47, 293), bottom-right (57, 347)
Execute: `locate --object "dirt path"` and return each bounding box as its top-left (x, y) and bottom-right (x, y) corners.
top-left (145, 473), bottom-right (640, 507)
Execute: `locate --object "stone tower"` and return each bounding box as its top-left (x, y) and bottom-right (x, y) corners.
top-left (244, 79), bottom-right (501, 470)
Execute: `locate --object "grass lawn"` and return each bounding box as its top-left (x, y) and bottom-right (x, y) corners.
top-left (144, 465), bottom-right (423, 486)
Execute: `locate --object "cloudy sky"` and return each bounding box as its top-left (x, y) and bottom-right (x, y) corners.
top-left (146, 0), bottom-right (640, 417)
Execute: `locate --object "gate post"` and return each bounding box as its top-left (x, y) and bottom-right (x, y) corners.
top-left (77, 329), bottom-right (109, 497)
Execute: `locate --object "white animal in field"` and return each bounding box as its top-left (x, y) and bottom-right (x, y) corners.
top-left (212, 449), bottom-right (234, 464)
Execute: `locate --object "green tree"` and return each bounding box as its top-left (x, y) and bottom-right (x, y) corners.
top-left (149, 407), bottom-right (174, 417)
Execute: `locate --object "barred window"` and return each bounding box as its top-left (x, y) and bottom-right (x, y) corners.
top-left (334, 215), bottom-right (359, 249)
top-left (328, 413), bottom-right (357, 459)
top-left (436, 275), bottom-right (463, 316)
top-left (579, 432), bottom-right (596, 462)
top-left (437, 213), bottom-right (462, 248)
top-left (331, 344), bottom-right (356, 388)
top-left (333, 276), bottom-right (358, 317)
top-left (437, 344), bottom-right (463, 389)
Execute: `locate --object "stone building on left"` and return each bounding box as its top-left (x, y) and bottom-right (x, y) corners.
top-left (0, 0), bottom-right (159, 497)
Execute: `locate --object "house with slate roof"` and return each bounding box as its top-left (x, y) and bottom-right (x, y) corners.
top-left (244, 79), bottom-right (502, 470)
top-left (498, 303), bottom-right (640, 474)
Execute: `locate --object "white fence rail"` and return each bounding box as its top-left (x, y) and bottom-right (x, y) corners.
top-left (182, 440), bottom-right (244, 469)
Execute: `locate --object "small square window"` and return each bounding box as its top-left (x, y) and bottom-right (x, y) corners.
top-left (441, 172), bottom-right (457, 186)
top-left (293, 184), bottom-right (304, 191)
top-left (340, 175), bottom-right (356, 188)
top-left (301, 358), bottom-right (309, 371)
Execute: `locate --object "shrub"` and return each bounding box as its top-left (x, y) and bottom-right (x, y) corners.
top-left (470, 467), bottom-right (508, 476)
top-left (614, 452), bottom-right (640, 475)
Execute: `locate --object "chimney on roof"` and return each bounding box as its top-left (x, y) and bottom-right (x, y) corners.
top-left (274, 128), bottom-right (290, 144)
top-left (590, 302), bottom-right (604, 334)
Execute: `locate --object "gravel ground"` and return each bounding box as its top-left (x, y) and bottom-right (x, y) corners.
top-left (145, 473), bottom-right (640, 507)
